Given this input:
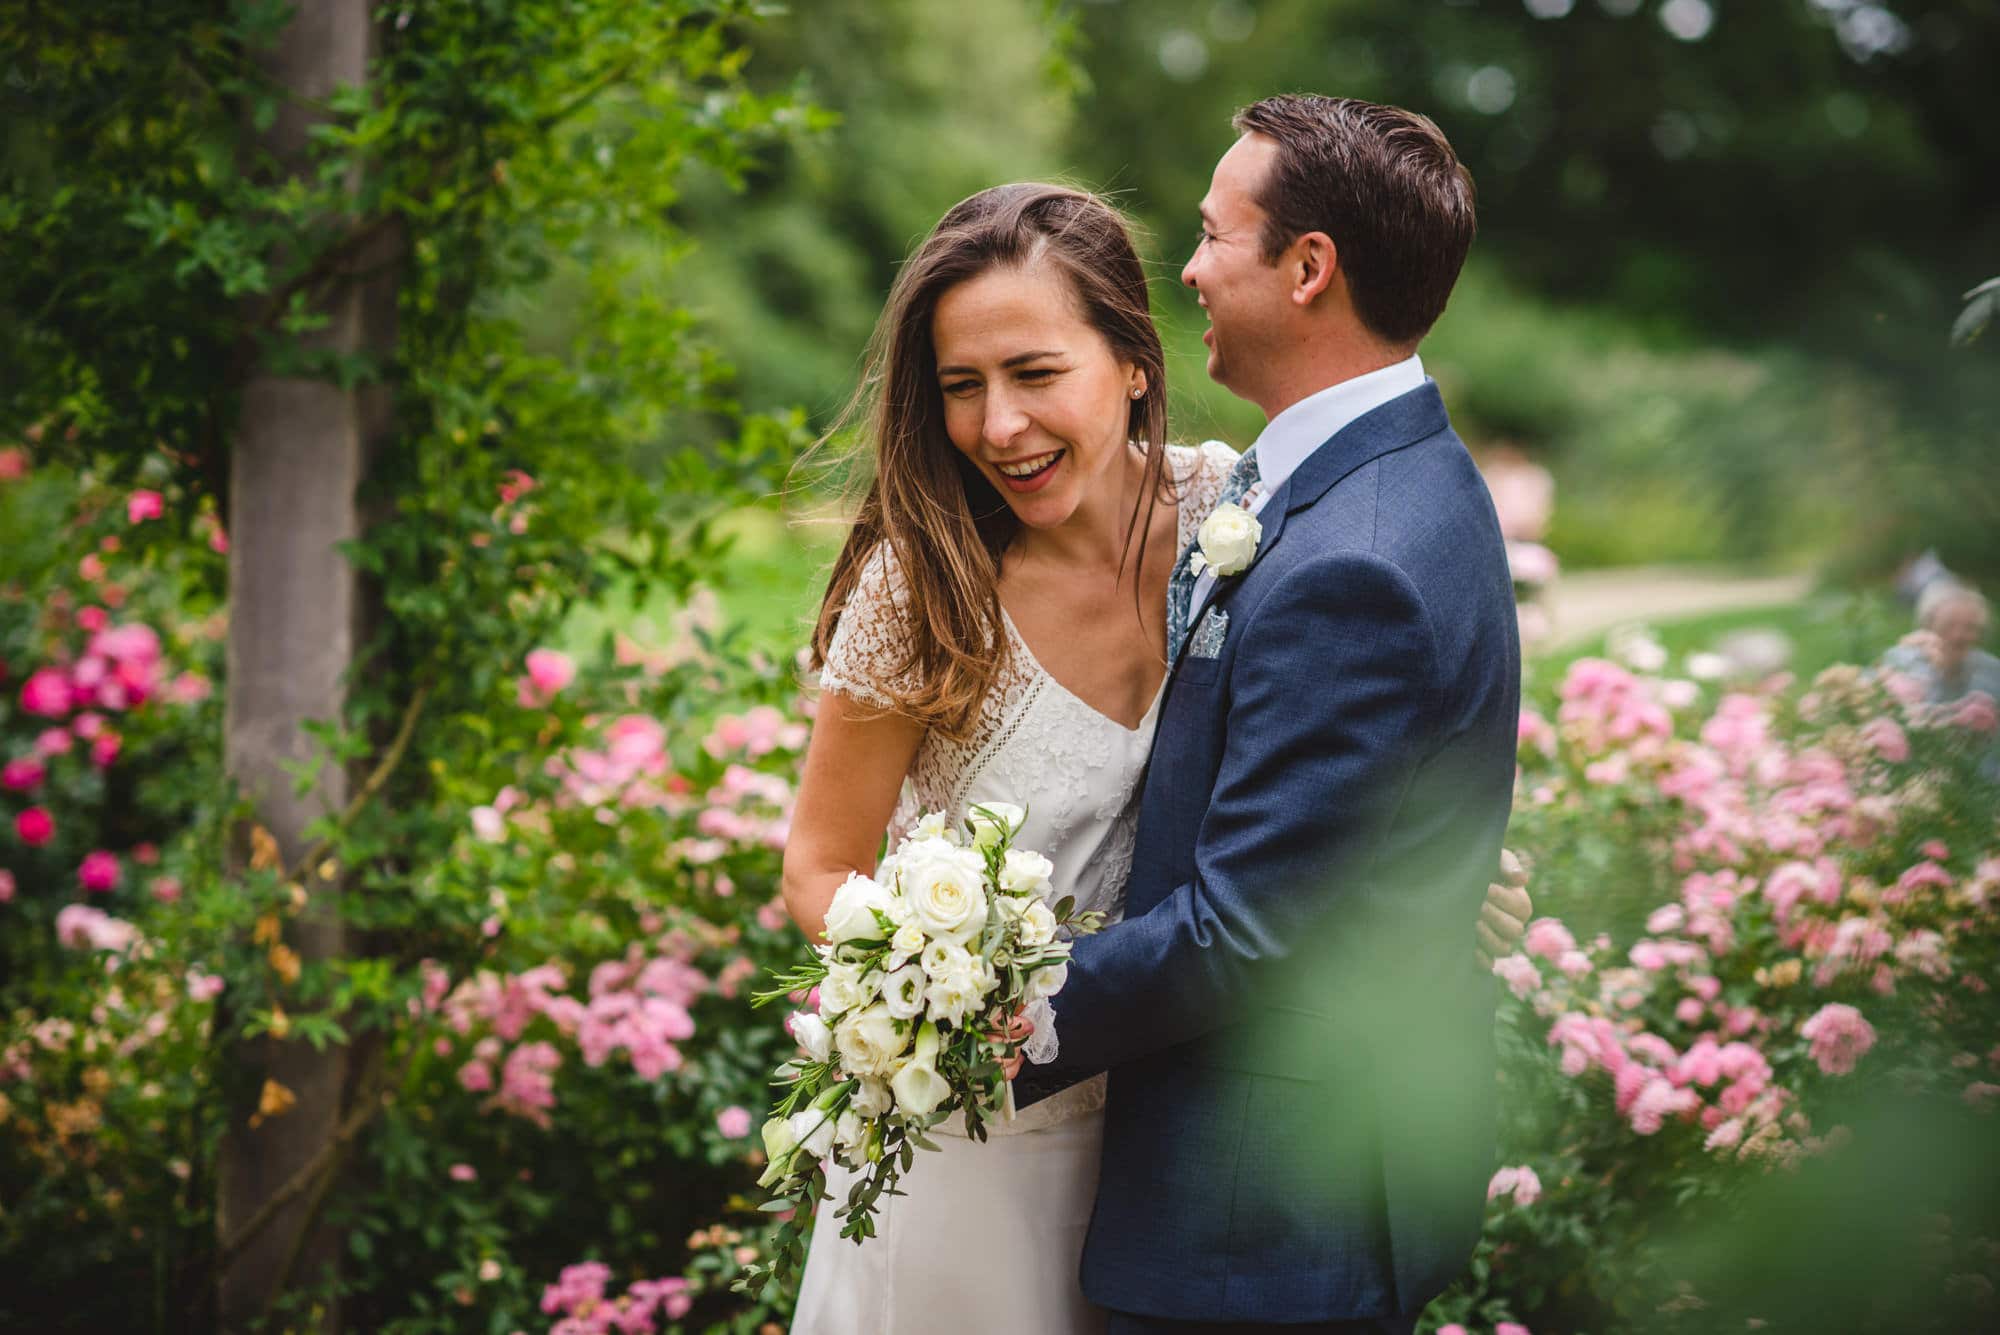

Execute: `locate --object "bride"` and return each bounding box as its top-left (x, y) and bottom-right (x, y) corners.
top-left (779, 183), bottom-right (1526, 1334)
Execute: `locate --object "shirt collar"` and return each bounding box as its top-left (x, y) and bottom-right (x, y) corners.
top-left (1248, 354), bottom-right (1427, 497)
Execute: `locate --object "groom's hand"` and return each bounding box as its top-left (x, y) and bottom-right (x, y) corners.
top-left (1475, 848), bottom-right (1533, 970)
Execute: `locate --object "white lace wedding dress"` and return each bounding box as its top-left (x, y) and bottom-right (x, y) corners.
top-left (789, 442), bottom-right (1237, 1335)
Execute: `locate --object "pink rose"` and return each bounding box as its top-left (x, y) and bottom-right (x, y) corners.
top-left (1949, 691), bottom-right (1997, 733)
top-left (1497, 1324), bottom-right (1533, 1335)
top-left (0, 446), bottom-right (27, 480)
top-left (150, 876), bottom-right (183, 904)
top-left (127, 490), bottom-right (164, 523)
top-left (34, 727), bottom-right (73, 758)
top-left (0, 869), bottom-right (14, 903)
top-left (187, 970), bottom-right (225, 1002)
top-left (516, 648), bottom-right (575, 706)
top-left (448, 1163), bottom-right (477, 1182)
top-left (78, 850), bottom-right (121, 893)
top-left (716, 1104), bottom-right (753, 1139)
top-left (15, 807), bottom-right (55, 847)
top-left (1801, 1002), bottom-right (1875, 1076)
top-left (2, 757), bottom-right (45, 791)
top-left (19, 668), bottom-right (70, 718)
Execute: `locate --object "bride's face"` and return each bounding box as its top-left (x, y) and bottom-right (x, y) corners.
top-left (931, 260), bottom-right (1142, 533)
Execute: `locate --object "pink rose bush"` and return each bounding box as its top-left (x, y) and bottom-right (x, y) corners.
top-left (1428, 647), bottom-right (2000, 1334)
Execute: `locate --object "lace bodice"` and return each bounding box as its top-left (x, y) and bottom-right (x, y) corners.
top-left (819, 440), bottom-right (1238, 854)
top-left (815, 441), bottom-right (1238, 1133)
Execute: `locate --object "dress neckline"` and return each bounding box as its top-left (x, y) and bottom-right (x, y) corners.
top-left (997, 607), bottom-right (1165, 736)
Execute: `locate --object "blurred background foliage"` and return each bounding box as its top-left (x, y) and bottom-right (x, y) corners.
top-left (569, 0), bottom-right (1995, 645)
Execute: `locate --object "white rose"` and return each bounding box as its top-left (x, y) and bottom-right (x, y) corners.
top-left (789, 1011), bottom-right (832, 1062)
top-left (899, 840), bottom-right (990, 943)
top-left (788, 1106), bottom-right (837, 1160)
top-left (889, 1022), bottom-right (952, 1119)
top-left (879, 962), bottom-right (928, 1020)
top-left (967, 801), bottom-right (1025, 849)
top-left (822, 872), bottom-right (893, 945)
top-left (1190, 502), bottom-right (1261, 578)
top-left (1022, 957), bottom-right (1069, 1002)
top-left (833, 1003), bottom-right (907, 1077)
top-left (849, 1076), bottom-right (893, 1118)
top-left (817, 963), bottom-right (871, 1017)
top-left (999, 848), bottom-right (1055, 899)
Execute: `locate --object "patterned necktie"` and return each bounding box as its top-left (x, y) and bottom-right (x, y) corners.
top-left (1166, 445), bottom-right (1260, 662)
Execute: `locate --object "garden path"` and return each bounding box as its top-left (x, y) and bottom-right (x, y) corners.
top-left (1542, 566), bottom-right (1814, 649)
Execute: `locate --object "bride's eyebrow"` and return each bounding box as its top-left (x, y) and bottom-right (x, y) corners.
top-left (936, 349), bottom-right (1065, 377)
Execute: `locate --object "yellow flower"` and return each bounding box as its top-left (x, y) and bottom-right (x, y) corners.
top-left (268, 943), bottom-right (302, 985)
top-left (250, 1078), bottom-right (296, 1128)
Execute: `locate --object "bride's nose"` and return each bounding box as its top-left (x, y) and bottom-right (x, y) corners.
top-left (981, 389), bottom-right (1031, 449)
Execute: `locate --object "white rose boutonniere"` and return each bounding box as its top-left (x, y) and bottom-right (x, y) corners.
top-left (1189, 502), bottom-right (1262, 579)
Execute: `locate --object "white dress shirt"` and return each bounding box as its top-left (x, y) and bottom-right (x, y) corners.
top-left (1187, 354), bottom-right (1427, 624)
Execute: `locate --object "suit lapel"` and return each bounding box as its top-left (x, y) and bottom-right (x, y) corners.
top-left (1163, 383), bottom-right (1450, 677)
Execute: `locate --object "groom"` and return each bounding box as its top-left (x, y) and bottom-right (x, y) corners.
top-left (1013, 96), bottom-right (1520, 1333)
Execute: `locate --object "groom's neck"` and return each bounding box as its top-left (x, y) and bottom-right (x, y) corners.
top-left (1254, 327), bottom-right (1413, 422)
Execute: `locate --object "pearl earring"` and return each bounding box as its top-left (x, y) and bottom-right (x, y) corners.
top-left (1131, 386), bottom-right (1144, 398)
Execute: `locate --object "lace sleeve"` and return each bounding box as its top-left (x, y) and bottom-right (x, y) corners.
top-left (1169, 439), bottom-right (1243, 550)
top-left (818, 542), bottom-right (923, 709)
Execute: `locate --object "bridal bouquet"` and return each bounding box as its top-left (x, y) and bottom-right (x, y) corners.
top-left (734, 802), bottom-right (1103, 1297)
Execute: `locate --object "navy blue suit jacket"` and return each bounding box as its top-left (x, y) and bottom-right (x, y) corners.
top-left (1014, 382), bottom-right (1520, 1323)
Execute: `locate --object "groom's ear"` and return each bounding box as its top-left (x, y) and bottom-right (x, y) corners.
top-left (1290, 231), bottom-right (1338, 308)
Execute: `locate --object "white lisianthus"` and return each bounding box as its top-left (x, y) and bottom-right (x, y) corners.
top-left (1022, 958), bottom-right (1069, 1002)
top-left (879, 963), bottom-right (928, 1020)
top-left (889, 1022), bottom-right (952, 1119)
top-left (909, 810), bottom-right (959, 844)
top-left (817, 962), bottom-right (871, 1017)
top-left (788, 1106), bottom-right (838, 1160)
top-left (822, 872), bottom-right (893, 945)
top-left (920, 938), bottom-right (974, 982)
top-left (755, 1115), bottom-right (799, 1187)
top-left (833, 1108), bottom-right (869, 1154)
top-left (1190, 502), bottom-right (1261, 578)
top-left (924, 953), bottom-right (997, 1028)
top-left (999, 848), bottom-right (1055, 899)
top-left (888, 922), bottom-right (927, 966)
top-left (1014, 898), bottom-right (1058, 950)
top-left (789, 1011), bottom-right (832, 1063)
top-left (848, 1076), bottom-right (893, 1119)
top-left (833, 1003), bottom-right (907, 1077)
top-left (899, 840), bottom-right (989, 943)
top-left (967, 801), bottom-right (1025, 849)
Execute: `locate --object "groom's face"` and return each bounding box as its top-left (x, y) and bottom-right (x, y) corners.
top-left (1182, 134), bottom-right (1295, 403)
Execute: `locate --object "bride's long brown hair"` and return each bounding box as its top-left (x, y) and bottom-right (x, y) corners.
top-left (807, 184), bottom-right (1173, 740)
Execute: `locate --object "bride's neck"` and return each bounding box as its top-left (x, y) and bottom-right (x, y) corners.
top-left (1009, 445), bottom-right (1154, 580)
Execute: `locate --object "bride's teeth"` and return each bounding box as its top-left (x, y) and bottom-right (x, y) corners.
top-left (997, 451), bottom-right (1061, 477)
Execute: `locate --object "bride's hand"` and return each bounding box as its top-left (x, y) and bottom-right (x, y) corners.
top-left (988, 1009), bottom-right (1034, 1082)
top-left (1475, 848), bottom-right (1533, 970)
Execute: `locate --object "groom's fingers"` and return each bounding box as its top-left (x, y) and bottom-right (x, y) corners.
top-left (1486, 881), bottom-right (1533, 929)
top-left (1499, 847), bottom-right (1530, 886)
top-left (1474, 919), bottom-right (1508, 969)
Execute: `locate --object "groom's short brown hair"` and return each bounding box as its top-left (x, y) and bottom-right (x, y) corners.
top-left (1232, 94), bottom-right (1475, 346)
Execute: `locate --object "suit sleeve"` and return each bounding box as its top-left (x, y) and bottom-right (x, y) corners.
top-left (1020, 551), bottom-right (1440, 1095)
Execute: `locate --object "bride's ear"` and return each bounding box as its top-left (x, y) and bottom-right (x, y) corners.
top-left (1292, 232), bottom-right (1337, 307)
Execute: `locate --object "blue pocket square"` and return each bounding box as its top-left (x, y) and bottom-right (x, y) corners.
top-left (1188, 607), bottom-right (1228, 659)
